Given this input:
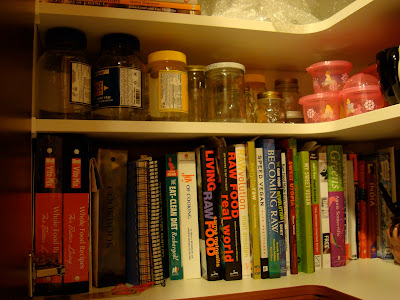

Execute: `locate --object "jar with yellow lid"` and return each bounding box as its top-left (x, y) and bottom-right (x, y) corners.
top-left (256, 91), bottom-right (286, 123)
top-left (148, 50), bottom-right (189, 121)
top-left (245, 73), bottom-right (267, 123)
top-left (187, 65), bottom-right (205, 122)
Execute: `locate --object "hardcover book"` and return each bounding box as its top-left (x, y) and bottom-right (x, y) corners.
top-left (365, 156), bottom-right (378, 258)
top-left (357, 160), bottom-right (368, 258)
top-left (326, 145), bottom-right (346, 267)
top-left (310, 152), bottom-right (322, 270)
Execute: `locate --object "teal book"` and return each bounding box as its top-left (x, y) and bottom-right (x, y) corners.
top-left (165, 154), bottom-right (183, 279)
top-left (298, 151), bottom-right (314, 273)
top-left (262, 139), bottom-right (280, 278)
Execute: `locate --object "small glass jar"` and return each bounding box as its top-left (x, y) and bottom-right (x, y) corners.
top-left (245, 74), bottom-right (267, 123)
top-left (275, 78), bottom-right (304, 122)
top-left (187, 65), bottom-right (205, 122)
top-left (148, 50), bottom-right (189, 121)
top-left (36, 27), bottom-right (91, 119)
top-left (205, 62), bottom-right (246, 122)
top-left (256, 91), bottom-right (286, 123)
top-left (93, 33), bottom-right (147, 120)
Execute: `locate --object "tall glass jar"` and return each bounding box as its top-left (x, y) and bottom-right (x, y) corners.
top-left (245, 74), bottom-right (267, 123)
top-left (187, 65), bottom-right (205, 122)
top-left (148, 50), bottom-right (189, 121)
top-left (36, 27), bottom-right (91, 119)
top-left (256, 91), bottom-right (286, 123)
top-left (205, 62), bottom-right (246, 122)
top-left (275, 78), bottom-right (304, 123)
top-left (93, 33), bottom-right (147, 120)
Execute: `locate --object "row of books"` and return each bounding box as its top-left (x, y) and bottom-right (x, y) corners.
top-left (43, 0), bottom-right (202, 15)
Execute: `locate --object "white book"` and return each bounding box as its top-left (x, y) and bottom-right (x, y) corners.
top-left (281, 152), bottom-right (290, 275)
top-left (235, 144), bottom-right (251, 278)
top-left (343, 154), bottom-right (349, 260)
top-left (177, 152), bottom-right (201, 279)
top-left (347, 160), bottom-right (358, 260)
top-left (256, 147), bottom-right (268, 275)
top-left (318, 151), bottom-right (331, 268)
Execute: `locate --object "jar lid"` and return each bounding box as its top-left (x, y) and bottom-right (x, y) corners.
top-left (148, 50), bottom-right (187, 64)
top-left (258, 91), bottom-right (282, 99)
top-left (245, 74), bottom-right (266, 83)
top-left (275, 78), bottom-right (298, 86)
top-left (204, 62), bottom-right (245, 73)
top-left (187, 65), bottom-right (205, 72)
top-left (46, 27), bottom-right (87, 51)
top-left (101, 33), bottom-right (140, 53)
top-left (286, 110), bottom-right (304, 119)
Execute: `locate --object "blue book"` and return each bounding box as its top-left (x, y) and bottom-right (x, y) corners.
top-left (275, 150), bottom-right (287, 276)
top-left (262, 139), bottom-right (280, 278)
top-left (126, 162), bottom-right (140, 285)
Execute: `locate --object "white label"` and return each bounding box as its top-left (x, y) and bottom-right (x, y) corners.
top-left (160, 72), bottom-right (183, 110)
top-left (119, 68), bottom-right (141, 107)
top-left (71, 62), bottom-right (91, 105)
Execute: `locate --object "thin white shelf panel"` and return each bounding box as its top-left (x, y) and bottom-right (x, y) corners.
top-left (37, 0), bottom-right (400, 70)
top-left (33, 104), bottom-right (400, 142)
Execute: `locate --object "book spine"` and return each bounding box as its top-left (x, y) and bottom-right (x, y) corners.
top-left (165, 154), bottom-right (183, 279)
top-left (246, 141), bottom-right (261, 279)
top-left (255, 146), bottom-right (269, 278)
top-left (310, 152), bottom-right (321, 270)
top-left (147, 0), bottom-right (198, 3)
top-left (281, 152), bottom-right (290, 275)
top-left (326, 145), bottom-right (346, 267)
top-left (275, 151), bottom-right (286, 276)
top-left (177, 152), bottom-right (201, 279)
top-left (128, 5), bottom-right (200, 14)
top-left (88, 0), bottom-right (200, 10)
top-left (62, 135), bottom-right (89, 294)
top-left (199, 148), bottom-right (222, 280)
top-left (366, 158), bottom-right (378, 258)
top-left (219, 147), bottom-right (242, 280)
top-left (346, 158), bottom-right (358, 260)
top-left (358, 160), bottom-right (368, 258)
top-left (286, 149), bottom-right (298, 274)
top-left (235, 144), bottom-right (251, 278)
top-left (34, 134), bottom-right (63, 296)
top-left (343, 154), bottom-right (349, 260)
top-left (127, 162), bottom-right (140, 285)
top-left (262, 139), bottom-right (280, 278)
top-left (298, 151), bottom-right (314, 273)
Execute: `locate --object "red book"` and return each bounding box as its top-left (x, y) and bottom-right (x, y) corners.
top-left (365, 157), bottom-right (378, 258)
top-left (357, 160), bottom-right (368, 258)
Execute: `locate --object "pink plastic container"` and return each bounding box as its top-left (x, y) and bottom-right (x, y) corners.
top-left (306, 60), bottom-right (353, 93)
top-left (340, 73), bottom-right (386, 117)
top-left (299, 92), bottom-right (341, 123)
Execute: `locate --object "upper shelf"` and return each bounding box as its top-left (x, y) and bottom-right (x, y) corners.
top-left (37, 0), bottom-right (400, 71)
top-left (32, 104), bottom-right (400, 142)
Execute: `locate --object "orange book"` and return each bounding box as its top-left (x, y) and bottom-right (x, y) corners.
top-left (88, 0), bottom-right (200, 10)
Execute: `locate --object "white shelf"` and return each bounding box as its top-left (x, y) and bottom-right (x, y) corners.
top-left (37, 0), bottom-right (400, 71)
top-left (33, 104), bottom-right (400, 142)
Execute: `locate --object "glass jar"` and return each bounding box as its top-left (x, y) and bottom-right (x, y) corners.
top-left (205, 62), bottom-right (246, 122)
top-left (93, 33), bottom-right (147, 120)
top-left (187, 65), bottom-right (205, 122)
top-left (256, 91), bottom-right (286, 123)
top-left (148, 50), bottom-right (189, 121)
top-left (36, 27), bottom-right (91, 119)
top-left (275, 78), bottom-right (304, 122)
top-left (245, 74), bottom-right (267, 123)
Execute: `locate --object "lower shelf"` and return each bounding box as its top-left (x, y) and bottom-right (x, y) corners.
top-left (60, 259), bottom-right (399, 299)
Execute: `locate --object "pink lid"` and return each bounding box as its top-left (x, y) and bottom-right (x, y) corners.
top-left (299, 91), bottom-right (341, 105)
top-left (306, 60), bottom-right (353, 74)
top-left (361, 64), bottom-right (379, 79)
top-left (341, 73), bottom-right (380, 95)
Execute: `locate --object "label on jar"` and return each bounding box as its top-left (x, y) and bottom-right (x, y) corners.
top-left (159, 70), bottom-right (188, 113)
top-left (70, 62), bottom-right (92, 105)
top-left (93, 66), bottom-right (141, 109)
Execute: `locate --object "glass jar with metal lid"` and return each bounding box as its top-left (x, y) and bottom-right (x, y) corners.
top-left (245, 73), bottom-right (267, 123)
top-left (187, 65), bottom-right (205, 122)
top-left (148, 50), bottom-right (189, 121)
top-left (205, 62), bottom-right (246, 122)
top-left (256, 91), bottom-right (286, 123)
top-left (275, 78), bottom-right (304, 123)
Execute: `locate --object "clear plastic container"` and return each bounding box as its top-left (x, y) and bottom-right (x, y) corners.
top-left (306, 60), bottom-right (353, 93)
top-left (93, 33), bottom-right (147, 120)
top-left (274, 78), bottom-right (304, 123)
top-left (340, 73), bottom-right (386, 117)
top-left (36, 27), bottom-right (91, 119)
top-left (205, 62), bottom-right (246, 122)
top-left (187, 65), bottom-right (205, 122)
top-left (256, 91), bottom-right (286, 123)
top-left (148, 50), bottom-right (189, 121)
top-left (299, 92), bottom-right (341, 123)
top-left (245, 74), bottom-right (266, 123)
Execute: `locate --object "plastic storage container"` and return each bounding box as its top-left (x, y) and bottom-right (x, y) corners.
top-left (187, 65), bottom-right (205, 122)
top-left (299, 92), bottom-right (341, 123)
top-left (306, 60), bottom-right (353, 93)
top-left (205, 62), bottom-right (246, 122)
top-left (256, 91), bottom-right (286, 123)
top-left (36, 27), bottom-right (91, 119)
top-left (245, 74), bottom-right (266, 123)
top-left (340, 73), bottom-right (386, 117)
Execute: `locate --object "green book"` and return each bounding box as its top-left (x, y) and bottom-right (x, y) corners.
top-left (246, 140), bottom-right (261, 279)
top-left (298, 151), bottom-right (314, 273)
top-left (310, 152), bottom-right (322, 270)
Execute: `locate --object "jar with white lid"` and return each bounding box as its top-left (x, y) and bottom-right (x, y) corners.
top-left (275, 78), bottom-right (304, 123)
top-left (205, 62), bottom-right (246, 122)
